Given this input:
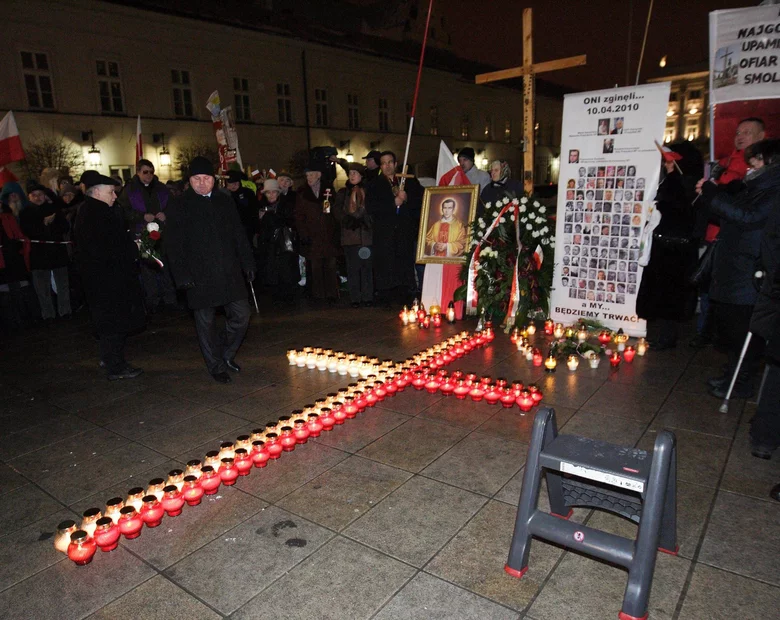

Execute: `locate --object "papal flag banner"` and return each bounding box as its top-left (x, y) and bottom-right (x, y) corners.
top-left (709, 5), bottom-right (780, 162)
top-left (549, 82), bottom-right (670, 337)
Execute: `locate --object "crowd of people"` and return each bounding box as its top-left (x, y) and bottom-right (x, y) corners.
top-left (636, 117), bottom-right (780, 478)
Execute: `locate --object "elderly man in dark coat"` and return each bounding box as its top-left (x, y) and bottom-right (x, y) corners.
top-left (75, 171), bottom-right (145, 380)
top-left (366, 150), bottom-right (423, 305)
top-left (165, 157), bottom-right (256, 384)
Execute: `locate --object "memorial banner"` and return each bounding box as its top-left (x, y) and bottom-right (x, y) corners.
top-left (709, 5), bottom-right (780, 161)
top-left (550, 82), bottom-right (670, 337)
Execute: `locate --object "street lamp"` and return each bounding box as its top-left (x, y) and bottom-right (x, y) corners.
top-left (82, 130), bottom-right (101, 166)
top-left (154, 133), bottom-right (172, 167)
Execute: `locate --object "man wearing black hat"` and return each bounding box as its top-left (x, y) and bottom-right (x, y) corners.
top-left (458, 147), bottom-right (490, 192)
top-left (20, 180), bottom-right (72, 320)
top-left (75, 172), bottom-right (145, 380)
top-left (225, 169), bottom-right (260, 245)
top-left (362, 150), bottom-right (381, 182)
top-left (165, 157), bottom-right (256, 384)
top-left (117, 159), bottom-right (176, 312)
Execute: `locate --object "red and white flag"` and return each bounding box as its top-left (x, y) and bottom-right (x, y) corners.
top-left (0, 111), bottom-right (25, 167)
top-left (532, 244), bottom-right (544, 270)
top-left (135, 115), bottom-right (143, 164)
top-left (436, 140), bottom-right (470, 186)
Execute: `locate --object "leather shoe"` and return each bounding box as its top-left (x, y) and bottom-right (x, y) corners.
top-left (771, 483), bottom-right (780, 502)
top-left (224, 359), bottom-right (241, 373)
top-left (751, 444), bottom-right (773, 460)
top-left (107, 365), bottom-right (144, 381)
top-left (212, 371), bottom-right (232, 384)
top-left (708, 383), bottom-right (754, 400)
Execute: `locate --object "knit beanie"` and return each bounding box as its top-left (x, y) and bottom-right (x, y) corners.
top-left (189, 156), bottom-right (215, 178)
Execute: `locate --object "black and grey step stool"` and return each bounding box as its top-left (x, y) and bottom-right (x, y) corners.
top-left (505, 407), bottom-right (677, 620)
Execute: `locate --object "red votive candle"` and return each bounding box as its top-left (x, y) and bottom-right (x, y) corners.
top-left (140, 495), bottom-right (164, 528)
top-left (623, 346), bottom-right (636, 363)
top-left (199, 466), bottom-right (221, 495)
top-left (67, 530), bottom-right (97, 566)
top-left (234, 448), bottom-right (253, 475)
top-left (93, 517), bottom-right (120, 552)
top-left (219, 458), bottom-right (239, 485)
top-left (265, 433), bottom-right (284, 457)
top-left (279, 426), bottom-right (298, 451)
top-left (161, 485), bottom-right (185, 517)
top-left (182, 475), bottom-right (204, 505)
top-left (118, 506), bottom-right (143, 539)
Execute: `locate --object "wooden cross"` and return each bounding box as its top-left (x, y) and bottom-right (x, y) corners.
top-left (475, 8), bottom-right (586, 180)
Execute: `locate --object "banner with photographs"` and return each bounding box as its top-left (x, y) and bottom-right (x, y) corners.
top-left (550, 82), bottom-right (671, 337)
top-left (709, 6), bottom-right (780, 161)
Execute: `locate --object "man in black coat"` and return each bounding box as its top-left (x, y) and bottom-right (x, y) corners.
top-left (225, 169), bottom-right (260, 245)
top-left (366, 151), bottom-right (423, 305)
top-left (74, 172), bottom-right (145, 380)
top-left (165, 157), bottom-right (256, 384)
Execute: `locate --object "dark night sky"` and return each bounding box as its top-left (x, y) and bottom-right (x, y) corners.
top-left (444, 0), bottom-right (757, 91)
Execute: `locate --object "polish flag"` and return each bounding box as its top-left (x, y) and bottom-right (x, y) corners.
top-left (135, 115), bottom-right (143, 163)
top-left (0, 111), bottom-right (25, 167)
top-left (532, 244), bottom-right (544, 270)
top-left (436, 140), bottom-right (470, 186)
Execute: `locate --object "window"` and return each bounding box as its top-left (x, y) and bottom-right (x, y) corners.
top-left (687, 89), bottom-right (701, 100)
top-left (171, 69), bottom-right (193, 118)
top-left (233, 77), bottom-right (251, 122)
top-left (534, 121), bottom-right (540, 145)
top-left (314, 89), bottom-right (328, 127)
top-left (378, 98), bottom-right (389, 131)
top-left (96, 60), bottom-right (124, 114)
top-left (429, 105), bottom-right (439, 136)
top-left (347, 93), bottom-right (360, 130)
top-left (483, 116), bottom-right (492, 140)
top-left (685, 117), bottom-right (699, 141)
top-left (460, 113), bottom-right (469, 139)
top-left (277, 82), bottom-right (293, 124)
top-left (664, 119), bottom-right (677, 143)
top-left (504, 119), bottom-right (511, 143)
top-left (669, 92), bottom-right (678, 102)
top-left (109, 165), bottom-right (132, 182)
top-left (21, 51), bottom-right (55, 110)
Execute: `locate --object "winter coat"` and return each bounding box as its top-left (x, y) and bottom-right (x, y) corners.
top-left (479, 179), bottom-right (524, 217)
top-left (229, 185), bottom-right (260, 245)
top-left (19, 203), bottom-right (70, 270)
top-left (0, 211), bottom-right (30, 285)
top-left (636, 170), bottom-right (699, 321)
top-left (118, 175), bottom-right (171, 235)
top-left (333, 183), bottom-right (372, 247)
top-left (255, 198), bottom-right (298, 288)
top-left (294, 182), bottom-right (341, 259)
top-left (742, 164), bottom-right (780, 339)
top-left (165, 187), bottom-right (256, 310)
top-left (703, 165), bottom-right (779, 306)
top-left (366, 174), bottom-right (422, 291)
top-left (74, 196), bottom-right (146, 335)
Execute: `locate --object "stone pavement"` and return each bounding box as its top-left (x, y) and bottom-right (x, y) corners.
top-left (1, 302), bottom-right (778, 619)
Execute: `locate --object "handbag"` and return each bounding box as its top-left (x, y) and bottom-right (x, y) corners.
top-left (690, 240), bottom-right (717, 287)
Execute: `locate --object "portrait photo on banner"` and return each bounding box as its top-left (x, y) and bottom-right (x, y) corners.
top-left (416, 185), bottom-right (478, 265)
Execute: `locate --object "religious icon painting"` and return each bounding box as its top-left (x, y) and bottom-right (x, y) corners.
top-left (416, 185), bottom-right (479, 264)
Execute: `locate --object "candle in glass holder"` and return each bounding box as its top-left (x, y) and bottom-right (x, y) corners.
top-left (544, 319), bottom-right (554, 335)
top-left (446, 301), bottom-right (456, 323)
top-left (565, 326), bottom-right (575, 339)
top-left (204, 451), bottom-right (221, 471)
top-left (140, 495), bottom-right (165, 527)
top-left (327, 357), bottom-right (339, 373)
top-left (432, 313), bottom-right (442, 328)
top-left (93, 517), bottom-right (121, 552)
top-left (250, 441), bottom-right (270, 468)
top-left (146, 478), bottom-right (166, 502)
top-left (185, 459), bottom-right (203, 480)
top-left (525, 348), bottom-right (534, 361)
top-left (528, 384), bottom-right (543, 404)
top-left (567, 355), bottom-right (579, 371)
top-left (234, 448), bottom-right (253, 475)
top-left (278, 426), bottom-right (298, 451)
top-left (637, 338), bottom-right (648, 356)
top-left (421, 316), bottom-right (431, 329)
top-left (105, 498), bottom-right (124, 524)
top-left (316, 355), bottom-right (328, 371)
top-left (182, 475), bottom-right (205, 505)
top-left (306, 413), bottom-right (324, 437)
top-left (532, 349), bottom-right (544, 367)
top-left (553, 323), bottom-right (565, 339)
top-left (587, 351), bottom-right (601, 368)
top-left (117, 506), bottom-right (143, 539)
top-left (287, 350), bottom-right (298, 365)
top-left (577, 327), bottom-right (588, 342)
top-left (614, 329), bottom-right (629, 352)
top-left (199, 466), bottom-right (221, 495)
top-left (264, 433), bottom-right (284, 458)
top-left (166, 469), bottom-right (185, 491)
top-left (510, 327), bottom-right (520, 344)
top-left (400, 306), bottom-right (409, 325)
top-left (453, 380), bottom-right (470, 400)
top-left (67, 530), bottom-right (97, 566)
top-left (342, 397), bottom-right (359, 418)
top-left (296, 352), bottom-right (307, 367)
top-left (161, 485), bottom-right (185, 517)
top-left (500, 388), bottom-right (517, 408)
top-left (514, 387), bottom-right (532, 411)
top-left (623, 346), bottom-right (636, 363)
top-left (218, 458), bottom-right (239, 485)
top-left (610, 352), bottom-right (621, 368)
top-left (544, 353), bottom-right (558, 372)
top-left (408, 307), bottom-right (418, 324)
top-left (80, 508), bottom-right (102, 538)
top-left (54, 520), bottom-right (78, 553)
top-left (318, 409), bottom-right (336, 431)
top-left (598, 330), bottom-right (612, 345)
top-left (126, 487), bottom-right (145, 513)
top-left (293, 418), bottom-right (310, 444)
top-left (484, 387), bottom-right (501, 405)
top-left (469, 384), bottom-right (485, 401)
top-left (527, 323), bottom-right (537, 335)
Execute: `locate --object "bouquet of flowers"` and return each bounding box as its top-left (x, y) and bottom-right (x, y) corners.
top-left (455, 196), bottom-right (555, 330)
top-left (138, 222), bottom-right (164, 268)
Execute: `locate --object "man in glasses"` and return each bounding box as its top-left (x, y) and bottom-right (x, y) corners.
top-left (118, 158), bottom-right (178, 312)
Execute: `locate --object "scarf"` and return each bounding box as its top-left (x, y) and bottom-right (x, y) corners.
top-left (0, 212), bottom-right (30, 271)
top-left (348, 185), bottom-right (365, 214)
top-left (488, 160), bottom-right (511, 186)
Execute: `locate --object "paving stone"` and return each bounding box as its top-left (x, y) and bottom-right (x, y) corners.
top-left (312, 407), bottom-right (411, 453)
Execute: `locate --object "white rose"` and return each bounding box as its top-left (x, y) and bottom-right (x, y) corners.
top-left (538, 206), bottom-right (546, 213)
top-left (519, 205), bottom-right (527, 213)
top-left (147, 222), bottom-right (160, 232)
top-left (510, 214), bottom-right (516, 221)
top-left (499, 217), bottom-right (506, 223)
top-left (520, 197), bottom-right (528, 204)
top-left (532, 230), bottom-right (539, 238)
top-left (526, 223), bottom-right (533, 230)
top-left (478, 218), bottom-right (486, 228)
top-left (542, 238), bottom-right (549, 245)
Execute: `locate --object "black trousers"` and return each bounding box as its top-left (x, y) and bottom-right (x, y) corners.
top-left (343, 245), bottom-right (373, 303)
top-left (751, 363), bottom-right (780, 450)
top-left (193, 299), bottom-right (251, 375)
top-left (309, 257), bottom-right (338, 300)
top-left (714, 302), bottom-right (764, 376)
top-left (99, 332), bottom-right (128, 374)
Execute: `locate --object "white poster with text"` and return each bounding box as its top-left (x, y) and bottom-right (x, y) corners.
top-left (550, 82), bottom-right (670, 337)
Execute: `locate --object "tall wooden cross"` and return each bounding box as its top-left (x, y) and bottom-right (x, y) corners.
top-left (475, 8), bottom-right (586, 180)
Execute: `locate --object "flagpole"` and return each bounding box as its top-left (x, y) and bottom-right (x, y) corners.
top-left (400, 0), bottom-right (435, 190)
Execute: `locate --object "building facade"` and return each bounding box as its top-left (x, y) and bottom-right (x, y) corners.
top-left (647, 62), bottom-right (710, 151)
top-left (1, 0), bottom-right (565, 185)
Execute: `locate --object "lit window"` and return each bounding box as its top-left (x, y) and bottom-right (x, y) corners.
top-left (97, 60), bottom-right (124, 114)
top-left (21, 51), bottom-right (55, 110)
top-left (347, 93), bottom-right (360, 130)
top-left (171, 69), bottom-right (193, 118)
top-left (315, 89), bottom-right (328, 127)
top-left (277, 83), bottom-right (293, 124)
top-left (378, 98), bottom-right (389, 132)
top-left (233, 77), bottom-right (251, 122)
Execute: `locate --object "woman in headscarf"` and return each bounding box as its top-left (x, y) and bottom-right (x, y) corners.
top-left (479, 160), bottom-right (523, 217)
